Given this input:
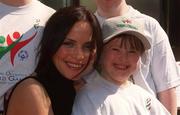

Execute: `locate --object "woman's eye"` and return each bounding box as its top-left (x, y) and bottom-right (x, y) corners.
top-left (83, 43), bottom-right (92, 51)
top-left (62, 42), bottom-right (74, 48)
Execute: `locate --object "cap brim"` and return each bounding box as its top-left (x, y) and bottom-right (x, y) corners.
top-left (103, 30), bottom-right (151, 50)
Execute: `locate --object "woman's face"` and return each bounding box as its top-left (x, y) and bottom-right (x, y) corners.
top-left (100, 37), bottom-right (141, 85)
top-left (53, 21), bottom-right (93, 80)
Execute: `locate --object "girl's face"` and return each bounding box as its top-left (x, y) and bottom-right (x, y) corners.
top-left (100, 37), bottom-right (141, 85)
top-left (53, 21), bottom-right (93, 80)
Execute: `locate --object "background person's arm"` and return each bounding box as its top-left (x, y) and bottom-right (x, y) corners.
top-left (157, 88), bottom-right (177, 115)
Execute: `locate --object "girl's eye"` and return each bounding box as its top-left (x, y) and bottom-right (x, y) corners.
top-left (128, 50), bottom-right (138, 54)
top-left (112, 48), bottom-right (120, 52)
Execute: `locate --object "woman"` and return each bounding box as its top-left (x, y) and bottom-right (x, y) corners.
top-left (4, 6), bottom-right (103, 115)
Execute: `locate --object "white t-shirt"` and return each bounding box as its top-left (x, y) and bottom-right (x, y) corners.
top-left (72, 71), bottom-right (171, 115)
top-left (176, 61), bottom-right (180, 108)
top-left (94, 6), bottom-right (180, 95)
top-left (0, 0), bottom-right (55, 110)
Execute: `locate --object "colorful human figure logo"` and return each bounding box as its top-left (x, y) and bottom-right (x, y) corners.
top-left (0, 31), bottom-right (37, 65)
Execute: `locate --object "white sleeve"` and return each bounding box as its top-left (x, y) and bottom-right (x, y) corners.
top-left (151, 21), bottom-right (180, 92)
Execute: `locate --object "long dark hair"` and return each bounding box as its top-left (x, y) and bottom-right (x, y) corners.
top-left (34, 6), bottom-right (103, 115)
top-left (35, 6), bottom-right (102, 72)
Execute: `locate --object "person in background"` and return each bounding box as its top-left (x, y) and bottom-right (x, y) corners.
top-left (93, 0), bottom-right (180, 114)
top-left (72, 16), bottom-right (170, 115)
top-left (4, 6), bottom-right (103, 115)
top-left (0, 0), bottom-right (55, 114)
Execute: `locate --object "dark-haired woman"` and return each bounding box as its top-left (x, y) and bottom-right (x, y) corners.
top-left (4, 6), bottom-right (103, 115)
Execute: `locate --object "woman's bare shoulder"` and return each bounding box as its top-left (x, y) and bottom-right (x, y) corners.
top-left (6, 77), bottom-right (52, 115)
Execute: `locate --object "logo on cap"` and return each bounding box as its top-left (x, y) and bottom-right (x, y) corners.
top-left (116, 19), bottom-right (138, 30)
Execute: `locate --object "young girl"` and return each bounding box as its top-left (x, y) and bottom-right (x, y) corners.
top-left (72, 17), bottom-right (170, 115)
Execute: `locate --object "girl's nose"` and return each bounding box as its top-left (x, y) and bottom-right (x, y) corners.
top-left (118, 51), bottom-right (128, 61)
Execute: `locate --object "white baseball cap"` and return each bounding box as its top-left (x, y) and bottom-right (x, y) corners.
top-left (102, 17), bottom-right (151, 50)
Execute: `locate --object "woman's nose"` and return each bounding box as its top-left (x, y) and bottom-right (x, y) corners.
top-left (74, 48), bottom-right (85, 60)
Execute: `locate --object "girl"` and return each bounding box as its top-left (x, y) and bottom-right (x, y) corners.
top-left (72, 17), bottom-right (170, 115)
